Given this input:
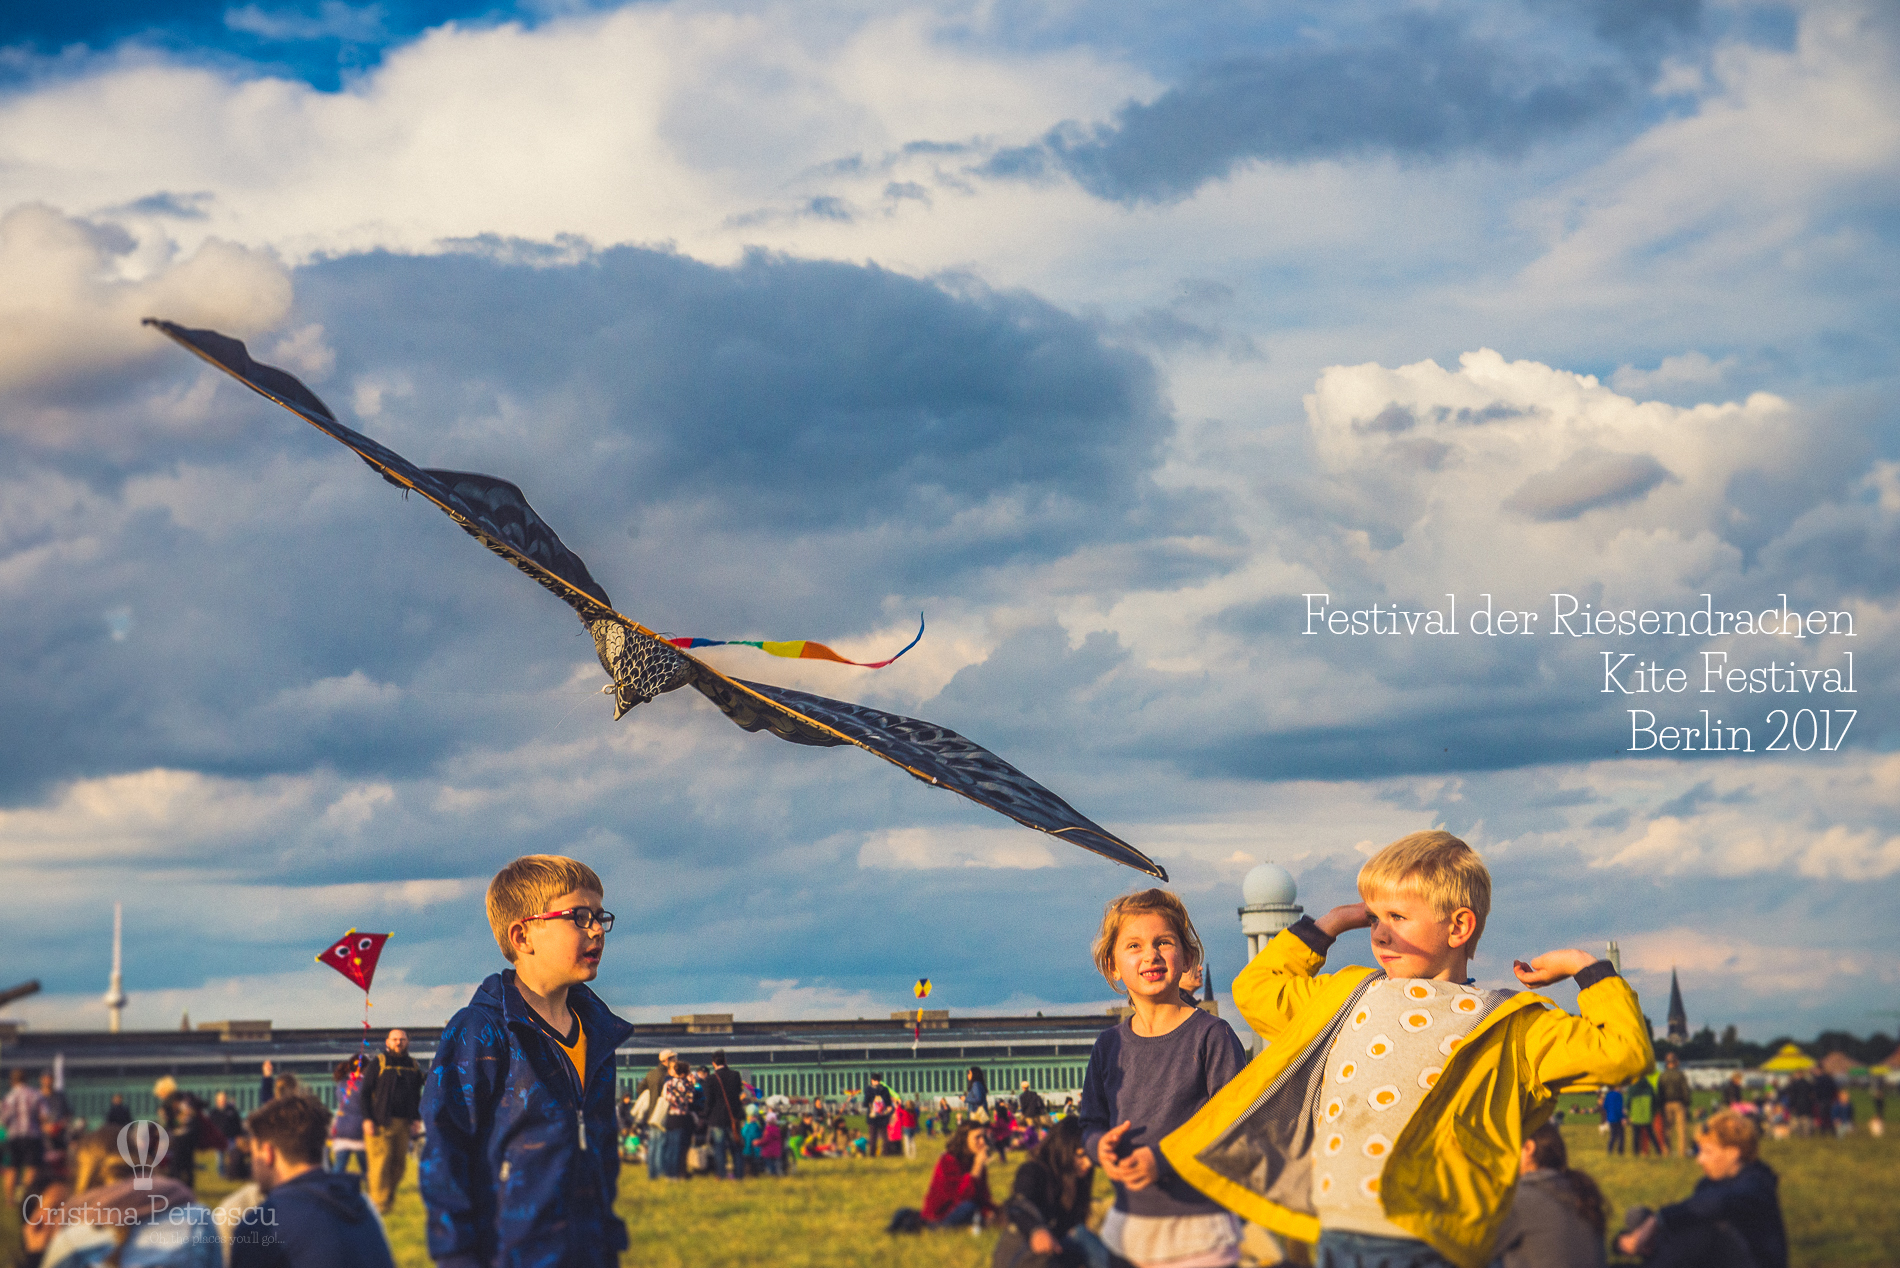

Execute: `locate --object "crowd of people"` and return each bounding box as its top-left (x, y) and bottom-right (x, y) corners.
top-left (610, 1049), bottom-right (1076, 1182)
top-left (1597, 1054), bottom-right (1880, 1162)
top-left (2, 839), bottom-right (1865, 1268)
top-left (2, 1053), bottom-right (400, 1268)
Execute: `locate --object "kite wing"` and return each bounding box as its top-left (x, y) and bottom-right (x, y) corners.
top-left (144, 319), bottom-right (1166, 881)
top-left (141, 320), bottom-right (620, 621)
top-left (689, 673), bottom-right (1164, 878)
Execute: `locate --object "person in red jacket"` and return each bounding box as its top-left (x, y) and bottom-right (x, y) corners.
top-left (921, 1123), bottom-right (994, 1228)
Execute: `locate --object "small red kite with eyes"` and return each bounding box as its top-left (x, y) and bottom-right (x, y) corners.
top-left (319, 929), bottom-right (392, 991)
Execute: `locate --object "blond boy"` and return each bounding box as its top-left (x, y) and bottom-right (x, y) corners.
top-left (417, 855), bottom-right (632, 1268)
top-left (1162, 832), bottom-right (1650, 1268)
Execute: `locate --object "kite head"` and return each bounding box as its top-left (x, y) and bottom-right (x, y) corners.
top-left (588, 619), bottom-right (690, 718)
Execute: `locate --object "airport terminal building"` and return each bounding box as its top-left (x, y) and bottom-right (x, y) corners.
top-left (2, 1010), bottom-right (1118, 1122)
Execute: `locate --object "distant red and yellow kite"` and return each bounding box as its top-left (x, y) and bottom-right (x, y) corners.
top-left (319, 929), bottom-right (391, 991)
top-left (319, 928), bottom-right (392, 1046)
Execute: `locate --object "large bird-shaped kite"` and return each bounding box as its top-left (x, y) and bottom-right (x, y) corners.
top-left (145, 320), bottom-right (1165, 881)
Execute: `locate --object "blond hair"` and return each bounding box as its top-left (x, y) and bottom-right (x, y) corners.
top-left (1092, 889), bottom-right (1204, 993)
top-left (72, 1127), bottom-right (130, 1195)
top-left (487, 854), bottom-right (605, 961)
top-left (1700, 1109), bottom-right (1760, 1162)
top-left (1357, 830), bottom-right (1491, 957)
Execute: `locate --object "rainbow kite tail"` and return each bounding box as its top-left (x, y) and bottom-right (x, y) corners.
top-left (665, 613), bottom-right (924, 668)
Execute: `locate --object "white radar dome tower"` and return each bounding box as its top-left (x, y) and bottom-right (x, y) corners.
top-left (1239, 863), bottom-right (1303, 960)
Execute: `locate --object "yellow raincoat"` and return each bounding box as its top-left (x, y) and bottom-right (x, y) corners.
top-left (1160, 926), bottom-right (1651, 1268)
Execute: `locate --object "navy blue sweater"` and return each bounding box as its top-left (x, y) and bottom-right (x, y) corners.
top-left (230, 1168), bottom-right (394, 1268)
top-left (1658, 1160), bottom-right (1788, 1268)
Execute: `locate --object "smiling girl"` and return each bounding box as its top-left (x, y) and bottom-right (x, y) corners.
top-left (1079, 889), bottom-right (1248, 1268)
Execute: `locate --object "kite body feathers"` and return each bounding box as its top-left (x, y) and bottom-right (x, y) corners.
top-left (143, 317), bottom-right (1165, 881)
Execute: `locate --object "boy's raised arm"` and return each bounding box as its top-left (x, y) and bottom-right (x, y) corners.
top-left (1232, 903), bottom-right (1367, 1042)
top-left (1515, 949), bottom-right (1654, 1090)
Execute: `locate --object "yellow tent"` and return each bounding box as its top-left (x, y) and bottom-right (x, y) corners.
top-left (1760, 1043), bottom-right (1815, 1072)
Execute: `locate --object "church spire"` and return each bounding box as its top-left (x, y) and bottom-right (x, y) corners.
top-left (1666, 967), bottom-right (1689, 1044)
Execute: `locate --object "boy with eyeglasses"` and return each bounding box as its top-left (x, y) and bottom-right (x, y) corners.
top-left (419, 855), bottom-right (633, 1268)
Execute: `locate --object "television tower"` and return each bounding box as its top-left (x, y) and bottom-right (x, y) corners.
top-left (103, 902), bottom-right (128, 1033)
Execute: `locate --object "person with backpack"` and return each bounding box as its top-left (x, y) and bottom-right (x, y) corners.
top-left (1626, 1075), bottom-right (1659, 1156)
top-left (359, 1029), bottom-right (425, 1212)
top-left (1018, 1080), bottom-right (1046, 1123)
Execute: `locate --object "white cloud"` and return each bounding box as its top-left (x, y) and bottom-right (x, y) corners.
top-left (0, 768), bottom-right (322, 863)
top-left (858, 825), bottom-right (1057, 870)
top-left (1515, 3), bottom-right (1900, 317)
top-left (0, 4), bottom-right (1149, 272)
top-left (0, 204), bottom-right (290, 420)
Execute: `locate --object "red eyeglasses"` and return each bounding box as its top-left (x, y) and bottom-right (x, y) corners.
top-left (520, 906), bottom-right (615, 933)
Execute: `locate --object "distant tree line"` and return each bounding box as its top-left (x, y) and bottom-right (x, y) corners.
top-left (1652, 1025), bottom-right (1896, 1066)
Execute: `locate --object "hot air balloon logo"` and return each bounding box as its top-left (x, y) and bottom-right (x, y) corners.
top-left (118, 1120), bottom-right (170, 1190)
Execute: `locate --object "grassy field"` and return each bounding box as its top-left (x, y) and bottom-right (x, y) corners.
top-left (6, 1115), bottom-right (1896, 1266)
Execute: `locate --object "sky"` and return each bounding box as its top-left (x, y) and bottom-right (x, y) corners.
top-left (1, 0), bottom-right (1895, 1043)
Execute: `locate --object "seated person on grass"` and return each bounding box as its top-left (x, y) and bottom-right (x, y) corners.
top-left (1161, 831), bottom-right (1651, 1268)
top-left (921, 1123), bottom-right (995, 1228)
top-left (997, 1116), bottom-right (1108, 1268)
top-left (1617, 1109), bottom-right (1788, 1268)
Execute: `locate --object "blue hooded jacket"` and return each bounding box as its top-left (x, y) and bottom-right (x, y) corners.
top-left (418, 972), bottom-right (634, 1268)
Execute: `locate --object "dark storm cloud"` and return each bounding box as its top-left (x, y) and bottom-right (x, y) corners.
top-left (297, 244), bottom-right (1169, 538)
top-left (984, 1), bottom-right (1704, 204)
top-left (0, 241), bottom-right (1183, 802)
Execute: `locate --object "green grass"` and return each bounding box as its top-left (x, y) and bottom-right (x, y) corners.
top-left (6, 1121), bottom-right (1896, 1267)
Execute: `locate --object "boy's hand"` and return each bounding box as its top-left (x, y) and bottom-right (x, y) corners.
top-left (1315, 903), bottom-right (1372, 938)
top-left (1513, 950), bottom-right (1599, 986)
